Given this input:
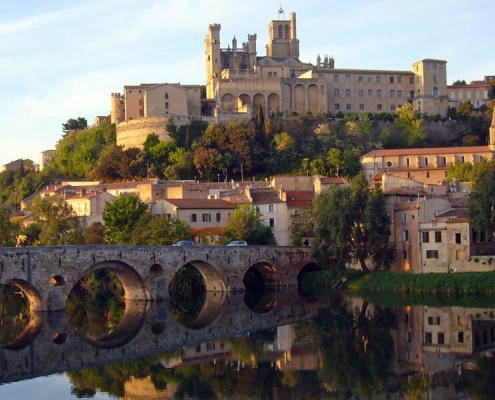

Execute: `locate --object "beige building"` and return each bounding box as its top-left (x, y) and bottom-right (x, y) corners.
top-left (65, 191), bottom-right (116, 226)
top-left (448, 76), bottom-right (494, 110)
top-left (39, 150), bottom-right (55, 171)
top-left (152, 198), bottom-right (235, 243)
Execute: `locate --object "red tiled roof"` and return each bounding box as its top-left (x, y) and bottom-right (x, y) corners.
top-left (191, 227), bottom-right (227, 236)
top-left (165, 198), bottom-right (235, 209)
top-left (250, 188), bottom-right (283, 204)
top-left (362, 146), bottom-right (492, 158)
top-left (285, 191), bottom-right (314, 207)
top-left (320, 176), bottom-right (347, 184)
top-left (448, 82), bottom-right (492, 89)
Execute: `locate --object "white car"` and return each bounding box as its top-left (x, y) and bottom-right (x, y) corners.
top-left (227, 240), bottom-right (248, 246)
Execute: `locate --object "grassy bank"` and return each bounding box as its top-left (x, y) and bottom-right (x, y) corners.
top-left (347, 271), bottom-right (495, 296)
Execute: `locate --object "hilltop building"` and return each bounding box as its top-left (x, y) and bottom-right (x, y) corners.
top-left (112, 9), bottom-right (450, 149)
top-left (448, 75), bottom-right (494, 110)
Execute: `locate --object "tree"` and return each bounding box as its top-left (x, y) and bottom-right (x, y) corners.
top-left (452, 80), bottom-right (467, 86)
top-left (28, 197), bottom-right (84, 245)
top-left (312, 174), bottom-right (391, 273)
top-left (0, 206), bottom-right (17, 247)
top-left (130, 214), bottom-right (191, 245)
top-left (62, 117), bottom-right (88, 133)
top-left (166, 118), bottom-right (179, 143)
top-left (89, 145), bottom-right (131, 181)
top-left (289, 208), bottom-right (314, 245)
top-left (469, 162), bottom-right (495, 233)
top-left (103, 195), bottom-right (147, 244)
top-left (458, 101), bottom-right (474, 118)
top-left (395, 103), bottom-right (425, 146)
top-left (85, 222), bottom-right (105, 244)
top-left (223, 205), bottom-right (276, 245)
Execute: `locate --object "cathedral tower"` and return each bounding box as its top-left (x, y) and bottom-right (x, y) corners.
top-left (205, 23), bottom-right (222, 99)
top-left (266, 10), bottom-right (299, 59)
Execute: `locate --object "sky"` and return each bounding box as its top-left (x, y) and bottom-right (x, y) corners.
top-left (0, 0), bottom-right (494, 166)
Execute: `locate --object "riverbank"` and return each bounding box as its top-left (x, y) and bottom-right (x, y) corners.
top-left (299, 270), bottom-right (495, 296)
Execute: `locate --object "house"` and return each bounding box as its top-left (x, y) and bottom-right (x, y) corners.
top-left (151, 198), bottom-right (235, 243)
top-left (65, 191), bottom-right (116, 226)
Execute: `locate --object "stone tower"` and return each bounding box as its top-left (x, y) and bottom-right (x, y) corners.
top-left (205, 23), bottom-right (222, 99)
top-left (489, 107), bottom-right (495, 150)
top-left (411, 59), bottom-right (448, 116)
top-left (110, 93), bottom-right (125, 124)
top-left (266, 11), bottom-right (299, 58)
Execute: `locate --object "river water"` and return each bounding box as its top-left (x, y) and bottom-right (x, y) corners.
top-left (1, 288), bottom-right (495, 399)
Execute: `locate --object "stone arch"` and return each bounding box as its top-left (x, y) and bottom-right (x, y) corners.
top-left (8, 279), bottom-right (43, 313)
top-left (221, 93), bottom-right (236, 111)
top-left (268, 93), bottom-right (280, 114)
top-left (253, 93), bottom-right (266, 115)
top-left (50, 275), bottom-right (65, 287)
top-left (297, 262), bottom-right (320, 286)
top-left (179, 260), bottom-right (226, 292)
top-left (282, 83), bottom-right (292, 113)
top-left (238, 94), bottom-right (251, 113)
top-left (244, 290), bottom-right (278, 314)
top-left (243, 261), bottom-right (279, 290)
top-left (3, 312), bottom-right (43, 350)
top-left (77, 261), bottom-right (148, 302)
top-left (308, 84), bottom-right (319, 113)
top-left (294, 84), bottom-right (306, 113)
top-left (177, 291), bottom-right (227, 330)
top-left (149, 264), bottom-right (164, 278)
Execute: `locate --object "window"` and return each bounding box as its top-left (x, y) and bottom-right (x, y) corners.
top-left (398, 90), bottom-right (402, 98)
top-left (422, 231), bottom-right (430, 243)
top-left (403, 230), bottom-right (409, 241)
top-left (376, 75), bottom-right (381, 84)
top-left (359, 89), bottom-right (364, 97)
top-left (165, 102), bottom-right (169, 109)
top-left (390, 104), bottom-right (396, 111)
top-left (377, 104), bottom-right (382, 111)
top-left (406, 157), bottom-right (410, 167)
top-left (390, 90), bottom-right (395, 98)
top-left (346, 89), bottom-right (351, 97)
top-left (191, 214), bottom-right (197, 223)
top-left (202, 213), bottom-right (211, 222)
top-left (409, 76), bottom-right (414, 84)
top-left (425, 332), bottom-right (432, 344)
top-left (216, 213), bottom-right (221, 222)
top-left (410, 90), bottom-right (415, 99)
top-left (334, 88), bottom-right (340, 97)
top-left (403, 213), bottom-right (408, 223)
top-left (403, 250), bottom-right (408, 260)
top-left (165, 92), bottom-right (169, 99)
top-left (433, 87), bottom-right (438, 97)
top-left (334, 74), bottom-right (339, 82)
top-left (426, 250), bottom-right (439, 259)
top-left (435, 231), bottom-right (442, 243)
top-left (368, 89), bottom-right (373, 97)
top-left (359, 104), bottom-right (364, 111)
top-left (428, 316), bottom-right (441, 325)
top-left (278, 24), bottom-right (283, 38)
top-left (424, 157), bottom-right (429, 166)
top-left (433, 74), bottom-right (437, 84)
top-left (269, 218), bottom-right (275, 228)
top-left (367, 76), bottom-right (372, 84)
top-left (346, 104), bottom-right (351, 111)
top-left (397, 76), bottom-right (402, 84)
top-left (458, 331), bottom-right (464, 343)
top-left (437, 332), bottom-right (445, 345)
top-left (376, 89), bottom-right (382, 98)
top-left (268, 204), bottom-right (275, 212)
top-left (455, 233), bottom-right (462, 244)
top-left (358, 76), bottom-right (363, 83)
top-left (206, 342), bottom-right (216, 351)
top-left (345, 74), bottom-right (350, 82)
top-left (389, 76), bottom-right (394, 84)
top-left (335, 103), bottom-right (340, 111)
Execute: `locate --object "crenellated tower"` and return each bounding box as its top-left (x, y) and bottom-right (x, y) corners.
top-left (205, 23), bottom-right (222, 99)
top-left (266, 11), bottom-right (299, 59)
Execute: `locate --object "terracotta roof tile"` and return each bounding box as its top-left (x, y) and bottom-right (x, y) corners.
top-left (250, 188), bottom-right (283, 204)
top-left (165, 198), bottom-right (235, 209)
top-left (362, 146), bottom-right (492, 158)
top-left (285, 191), bottom-right (314, 207)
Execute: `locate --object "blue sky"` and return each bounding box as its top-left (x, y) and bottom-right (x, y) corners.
top-left (0, 0), bottom-right (493, 166)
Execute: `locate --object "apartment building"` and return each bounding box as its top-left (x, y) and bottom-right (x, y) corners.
top-left (448, 76), bottom-right (494, 110)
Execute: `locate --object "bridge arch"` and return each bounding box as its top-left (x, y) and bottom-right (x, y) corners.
top-left (2, 312), bottom-right (43, 351)
top-left (243, 261), bottom-right (279, 290)
top-left (76, 260), bottom-right (148, 302)
top-left (297, 262), bottom-right (320, 284)
top-left (178, 260), bottom-right (226, 292)
top-left (8, 279), bottom-right (43, 312)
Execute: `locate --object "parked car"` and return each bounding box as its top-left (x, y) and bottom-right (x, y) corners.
top-left (226, 240), bottom-right (248, 247)
top-left (173, 240), bottom-right (196, 247)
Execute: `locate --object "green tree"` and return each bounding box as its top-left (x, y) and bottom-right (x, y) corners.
top-left (289, 207), bottom-right (314, 245)
top-left (62, 117), bottom-right (88, 134)
top-left (312, 174), bottom-right (391, 272)
top-left (28, 197), bottom-right (84, 245)
top-left (130, 214), bottom-right (191, 245)
top-left (103, 195), bottom-right (147, 244)
top-left (395, 103), bottom-right (426, 146)
top-left (223, 205), bottom-right (276, 245)
top-left (458, 100), bottom-right (474, 118)
top-left (89, 145), bottom-right (131, 181)
top-left (469, 162), bottom-right (495, 233)
top-left (0, 206), bottom-right (17, 247)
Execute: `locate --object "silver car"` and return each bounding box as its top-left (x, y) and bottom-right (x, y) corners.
top-left (226, 240), bottom-right (248, 246)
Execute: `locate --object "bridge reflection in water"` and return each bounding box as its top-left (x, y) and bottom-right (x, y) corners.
top-left (0, 288), bottom-right (326, 385)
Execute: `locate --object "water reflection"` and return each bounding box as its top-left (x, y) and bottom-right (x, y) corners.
top-left (2, 291), bottom-right (495, 399)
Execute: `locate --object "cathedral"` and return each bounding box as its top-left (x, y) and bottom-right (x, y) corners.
top-left (112, 10), bottom-right (450, 149)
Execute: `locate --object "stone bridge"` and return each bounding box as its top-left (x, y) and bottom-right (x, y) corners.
top-left (0, 245), bottom-right (315, 311)
top-left (0, 290), bottom-right (327, 385)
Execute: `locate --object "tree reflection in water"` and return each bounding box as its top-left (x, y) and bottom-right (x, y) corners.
top-left (66, 270), bottom-right (125, 340)
top-left (0, 283), bottom-right (30, 347)
top-left (169, 265), bottom-right (206, 325)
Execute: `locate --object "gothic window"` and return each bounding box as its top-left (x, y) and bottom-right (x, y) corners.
top-left (278, 25), bottom-right (283, 39)
top-left (285, 25), bottom-right (289, 38)
top-left (240, 56), bottom-right (247, 70)
top-left (433, 87), bottom-right (438, 97)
